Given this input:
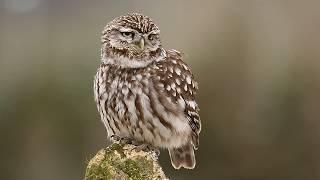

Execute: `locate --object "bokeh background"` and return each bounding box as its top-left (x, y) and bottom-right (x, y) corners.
top-left (1, 0), bottom-right (320, 179)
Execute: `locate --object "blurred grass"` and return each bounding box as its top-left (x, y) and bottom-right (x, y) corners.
top-left (1, 0), bottom-right (320, 180)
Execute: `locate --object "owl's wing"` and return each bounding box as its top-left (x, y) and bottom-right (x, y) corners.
top-left (154, 49), bottom-right (201, 149)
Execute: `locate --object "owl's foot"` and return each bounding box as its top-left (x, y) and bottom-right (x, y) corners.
top-left (119, 137), bottom-right (137, 145)
top-left (110, 134), bottom-right (121, 143)
top-left (132, 144), bottom-right (160, 156)
top-left (110, 135), bottom-right (160, 155)
top-left (110, 135), bottom-right (139, 145)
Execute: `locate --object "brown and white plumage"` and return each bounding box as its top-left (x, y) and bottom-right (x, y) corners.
top-left (94, 13), bottom-right (201, 169)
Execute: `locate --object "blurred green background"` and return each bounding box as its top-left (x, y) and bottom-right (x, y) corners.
top-left (1, 0), bottom-right (320, 179)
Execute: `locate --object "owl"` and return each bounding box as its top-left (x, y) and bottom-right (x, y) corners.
top-left (94, 13), bottom-right (201, 169)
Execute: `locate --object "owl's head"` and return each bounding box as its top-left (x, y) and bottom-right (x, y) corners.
top-left (101, 13), bottom-right (164, 67)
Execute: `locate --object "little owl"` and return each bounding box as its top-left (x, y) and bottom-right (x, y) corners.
top-left (94, 13), bottom-right (201, 169)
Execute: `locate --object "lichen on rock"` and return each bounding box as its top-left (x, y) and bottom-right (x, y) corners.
top-left (85, 143), bottom-right (167, 180)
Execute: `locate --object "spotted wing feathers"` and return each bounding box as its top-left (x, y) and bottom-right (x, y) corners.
top-left (155, 49), bottom-right (201, 149)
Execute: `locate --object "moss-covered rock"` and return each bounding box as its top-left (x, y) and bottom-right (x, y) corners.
top-left (85, 143), bottom-right (167, 180)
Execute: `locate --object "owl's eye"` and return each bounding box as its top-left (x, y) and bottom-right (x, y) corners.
top-left (121, 31), bottom-right (134, 38)
top-left (148, 34), bottom-right (156, 40)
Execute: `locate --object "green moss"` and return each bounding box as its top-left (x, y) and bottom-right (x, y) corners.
top-left (108, 143), bottom-right (126, 158)
top-left (84, 149), bottom-right (114, 180)
top-left (84, 143), bottom-right (166, 180)
top-left (116, 158), bottom-right (151, 180)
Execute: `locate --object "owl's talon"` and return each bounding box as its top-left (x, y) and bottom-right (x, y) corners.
top-left (110, 135), bottom-right (121, 143)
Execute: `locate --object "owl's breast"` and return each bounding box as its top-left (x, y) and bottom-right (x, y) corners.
top-left (94, 63), bottom-right (192, 148)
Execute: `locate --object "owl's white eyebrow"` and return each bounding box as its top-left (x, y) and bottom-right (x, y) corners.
top-left (119, 27), bottom-right (134, 32)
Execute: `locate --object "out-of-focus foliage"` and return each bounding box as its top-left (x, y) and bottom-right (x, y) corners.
top-left (0, 0), bottom-right (320, 179)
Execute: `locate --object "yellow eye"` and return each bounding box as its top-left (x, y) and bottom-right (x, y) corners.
top-left (121, 31), bottom-right (134, 38)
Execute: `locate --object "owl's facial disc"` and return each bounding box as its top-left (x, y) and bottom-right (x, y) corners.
top-left (109, 27), bottom-right (161, 54)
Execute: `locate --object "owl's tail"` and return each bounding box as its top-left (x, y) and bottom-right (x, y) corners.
top-left (168, 143), bottom-right (196, 169)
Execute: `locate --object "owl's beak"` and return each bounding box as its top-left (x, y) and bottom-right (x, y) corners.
top-left (138, 38), bottom-right (145, 50)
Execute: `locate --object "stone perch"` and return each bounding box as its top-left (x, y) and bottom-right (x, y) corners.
top-left (85, 143), bottom-right (167, 180)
